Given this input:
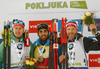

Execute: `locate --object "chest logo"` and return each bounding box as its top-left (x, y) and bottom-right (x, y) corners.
top-left (17, 44), bottom-right (23, 50)
top-left (68, 44), bottom-right (74, 50)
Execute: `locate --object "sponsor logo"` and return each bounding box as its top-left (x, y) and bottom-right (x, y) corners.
top-left (29, 20), bottom-right (52, 33)
top-left (26, 1), bottom-right (87, 9)
top-left (69, 62), bottom-right (82, 66)
top-left (30, 25), bottom-right (51, 29)
top-left (89, 54), bottom-right (100, 67)
top-left (53, 43), bottom-right (58, 49)
top-left (90, 58), bottom-right (100, 63)
top-left (30, 25), bottom-right (37, 28)
top-left (17, 44), bottom-right (23, 50)
top-left (68, 44), bottom-right (74, 50)
top-left (26, 1), bottom-right (68, 9)
top-left (70, 1), bottom-right (87, 9)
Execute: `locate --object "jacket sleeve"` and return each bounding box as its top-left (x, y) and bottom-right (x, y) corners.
top-left (32, 41), bottom-right (37, 58)
top-left (30, 41), bottom-right (34, 57)
top-left (83, 34), bottom-right (100, 53)
top-left (0, 41), bottom-right (4, 69)
top-left (96, 34), bottom-right (100, 45)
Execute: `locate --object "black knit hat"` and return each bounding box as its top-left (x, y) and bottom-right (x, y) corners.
top-left (37, 23), bottom-right (49, 32)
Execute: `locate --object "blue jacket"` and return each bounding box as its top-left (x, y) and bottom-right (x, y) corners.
top-left (33, 36), bottom-right (50, 58)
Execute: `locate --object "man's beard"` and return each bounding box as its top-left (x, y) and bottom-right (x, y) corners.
top-left (68, 33), bottom-right (77, 40)
top-left (40, 35), bottom-right (48, 42)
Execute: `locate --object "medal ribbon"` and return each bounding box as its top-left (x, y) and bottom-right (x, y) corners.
top-left (13, 40), bottom-right (24, 67)
top-left (36, 43), bottom-right (46, 56)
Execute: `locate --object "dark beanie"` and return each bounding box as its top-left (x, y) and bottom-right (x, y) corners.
top-left (37, 23), bottom-right (49, 32)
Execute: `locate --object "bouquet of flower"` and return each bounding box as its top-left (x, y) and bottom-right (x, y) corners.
top-left (81, 12), bottom-right (95, 25)
top-left (81, 12), bottom-right (98, 35)
top-left (24, 57), bottom-right (37, 69)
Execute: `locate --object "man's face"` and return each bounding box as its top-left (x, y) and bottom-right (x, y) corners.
top-left (13, 26), bottom-right (24, 38)
top-left (38, 29), bottom-right (49, 42)
top-left (66, 26), bottom-right (77, 40)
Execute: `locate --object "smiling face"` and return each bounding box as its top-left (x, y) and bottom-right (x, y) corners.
top-left (66, 26), bottom-right (78, 40)
top-left (13, 26), bottom-right (24, 38)
top-left (38, 29), bottom-right (49, 42)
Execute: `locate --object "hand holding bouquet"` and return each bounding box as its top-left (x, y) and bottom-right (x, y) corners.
top-left (81, 12), bottom-right (98, 35)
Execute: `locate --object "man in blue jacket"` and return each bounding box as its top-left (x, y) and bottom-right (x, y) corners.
top-left (33, 23), bottom-right (50, 69)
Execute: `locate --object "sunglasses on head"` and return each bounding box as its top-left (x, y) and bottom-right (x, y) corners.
top-left (14, 21), bottom-right (24, 25)
top-left (67, 20), bottom-right (75, 23)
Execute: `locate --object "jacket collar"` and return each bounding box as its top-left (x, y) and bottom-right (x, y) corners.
top-left (36, 35), bottom-right (50, 46)
top-left (68, 33), bottom-right (83, 42)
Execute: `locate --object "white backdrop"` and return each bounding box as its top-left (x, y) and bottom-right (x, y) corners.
top-left (0, 0), bottom-right (100, 42)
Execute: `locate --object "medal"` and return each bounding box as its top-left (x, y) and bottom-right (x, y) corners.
top-left (36, 43), bottom-right (46, 63)
top-left (17, 62), bottom-right (23, 68)
top-left (38, 56), bottom-right (44, 62)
